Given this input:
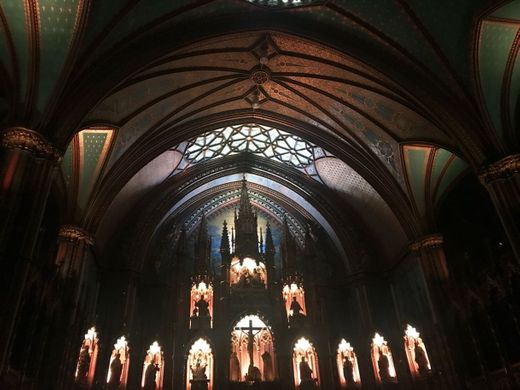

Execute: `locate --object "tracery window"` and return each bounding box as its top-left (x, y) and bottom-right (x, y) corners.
top-left (245, 0), bottom-right (322, 7)
top-left (186, 338), bottom-right (213, 390)
top-left (75, 326), bottom-right (98, 386)
top-left (174, 124), bottom-right (327, 180)
top-left (370, 333), bottom-right (397, 384)
top-left (404, 324), bottom-right (431, 378)
top-left (336, 339), bottom-right (361, 388)
top-left (141, 341), bottom-right (164, 390)
top-left (230, 315), bottom-right (276, 382)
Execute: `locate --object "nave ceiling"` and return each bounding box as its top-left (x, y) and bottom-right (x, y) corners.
top-left (1, 0), bottom-right (518, 272)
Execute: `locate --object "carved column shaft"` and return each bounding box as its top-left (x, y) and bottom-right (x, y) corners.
top-left (410, 235), bottom-right (459, 389)
top-left (479, 154), bottom-right (520, 262)
top-left (55, 226), bottom-right (96, 389)
top-left (0, 128), bottom-right (61, 373)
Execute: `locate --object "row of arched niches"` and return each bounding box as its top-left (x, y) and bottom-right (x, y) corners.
top-left (74, 322), bottom-right (431, 389)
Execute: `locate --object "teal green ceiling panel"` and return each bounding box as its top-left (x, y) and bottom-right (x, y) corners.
top-left (510, 53), bottom-right (520, 131)
top-left (78, 130), bottom-right (112, 208)
top-left (0, 1), bottom-right (29, 100)
top-left (336, 0), bottom-right (447, 82)
top-left (430, 147), bottom-right (451, 186)
top-left (434, 155), bottom-right (467, 203)
top-left (479, 21), bottom-right (518, 140)
top-left (407, 0), bottom-right (488, 85)
top-left (37, 0), bottom-right (81, 109)
top-left (403, 145), bottom-right (430, 215)
top-left (491, 1), bottom-right (520, 20)
top-left (82, 0), bottom-right (128, 48)
top-left (0, 13), bottom-right (13, 79)
top-left (61, 140), bottom-right (73, 188)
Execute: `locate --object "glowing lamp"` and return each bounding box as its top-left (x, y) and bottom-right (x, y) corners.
top-left (405, 324), bottom-right (420, 340)
top-left (148, 341), bottom-right (161, 356)
top-left (85, 327), bottom-right (97, 341)
top-left (114, 336), bottom-right (128, 350)
top-left (338, 339), bottom-right (353, 353)
top-left (294, 337), bottom-right (312, 353)
top-left (372, 333), bottom-right (386, 347)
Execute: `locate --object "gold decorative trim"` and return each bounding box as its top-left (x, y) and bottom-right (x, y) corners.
top-left (479, 154), bottom-right (520, 184)
top-left (58, 225), bottom-right (94, 245)
top-left (1, 127), bottom-right (61, 161)
top-left (409, 234), bottom-right (443, 251)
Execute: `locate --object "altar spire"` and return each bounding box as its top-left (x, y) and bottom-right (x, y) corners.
top-left (234, 178), bottom-right (259, 258)
top-left (194, 215), bottom-right (211, 275)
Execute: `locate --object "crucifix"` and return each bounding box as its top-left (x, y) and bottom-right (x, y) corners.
top-left (235, 319), bottom-right (265, 373)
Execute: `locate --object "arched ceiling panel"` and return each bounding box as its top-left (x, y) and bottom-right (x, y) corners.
top-left (87, 32), bottom-right (455, 198)
top-left (315, 156), bottom-right (408, 258)
top-left (37, 0), bottom-right (83, 109)
top-left (60, 127), bottom-right (116, 220)
top-left (0, 1), bottom-right (29, 100)
top-left (96, 149), bottom-right (183, 251)
top-left (406, 0), bottom-right (489, 86)
top-left (401, 144), bottom-right (469, 224)
top-left (478, 2), bottom-right (520, 145)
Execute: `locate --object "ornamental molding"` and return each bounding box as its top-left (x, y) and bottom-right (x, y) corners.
top-left (409, 234), bottom-right (443, 251)
top-left (58, 225), bottom-right (94, 245)
top-left (478, 154), bottom-right (520, 184)
top-left (1, 127), bottom-right (61, 162)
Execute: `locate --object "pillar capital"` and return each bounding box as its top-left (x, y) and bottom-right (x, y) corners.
top-left (478, 154), bottom-right (520, 184)
top-left (409, 234), bottom-right (443, 251)
top-left (58, 225), bottom-right (94, 245)
top-left (1, 127), bottom-right (61, 162)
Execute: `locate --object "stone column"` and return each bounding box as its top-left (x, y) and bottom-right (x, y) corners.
top-left (479, 154), bottom-right (520, 262)
top-left (409, 234), bottom-right (459, 389)
top-left (54, 225), bottom-right (96, 389)
top-left (0, 127), bottom-right (61, 373)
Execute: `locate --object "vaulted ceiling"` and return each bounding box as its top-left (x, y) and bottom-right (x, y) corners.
top-left (0, 0), bottom-right (517, 272)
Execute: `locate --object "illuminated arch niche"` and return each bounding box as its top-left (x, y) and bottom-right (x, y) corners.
top-left (404, 324), bottom-right (431, 378)
top-left (336, 339), bottom-right (361, 388)
top-left (189, 281), bottom-right (213, 329)
top-left (230, 257), bottom-right (267, 288)
top-left (230, 315), bottom-right (276, 382)
top-left (141, 341), bottom-right (164, 389)
top-left (293, 337), bottom-right (320, 389)
top-left (74, 326), bottom-right (98, 386)
top-left (186, 338), bottom-right (214, 390)
top-left (282, 282), bottom-right (307, 326)
top-left (371, 333), bottom-right (397, 384)
top-left (106, 336), bottom-right (129, 388)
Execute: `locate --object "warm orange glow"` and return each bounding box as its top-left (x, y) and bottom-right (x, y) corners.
top-left (404, 324), bottom-right (431, 378)
top-left (371, 333), bottom-right (397, 384)
top-left (230, 257), bottom-right (267, 287)
top-left (106, 336), bottom-right (129, 387)
top-left (141, 341), bottom-right (164, 389)
top-left (190, 281), bottom-right (213, 328)
top-left (337, 339), bottom-right (361, 388)
top-left (1, 151), bottom-right (19, 193)
top-left (186, 338), bottom-right (213, 390)
top-left (282, 283), bottom-right (306, 320)
top-left (74, 327), bottom-right (98, 386)
top-left (230, 315), bottom-right (276, 382)
top-left (293, 337), bottom-right (320, 388)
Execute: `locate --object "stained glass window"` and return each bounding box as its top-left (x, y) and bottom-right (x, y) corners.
top-left (245, 0), bottom-right (322, 7)
top-left (174, 124), bottom-right (331, 181)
